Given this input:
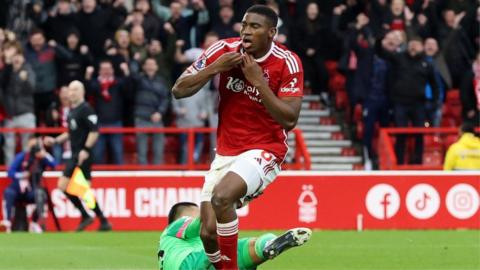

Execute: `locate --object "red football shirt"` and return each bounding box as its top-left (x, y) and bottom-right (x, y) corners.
top-left (187, 37), bottom-right (304, 162)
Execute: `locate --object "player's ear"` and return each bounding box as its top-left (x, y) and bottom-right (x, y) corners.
top-left (268, 27), bottom-right (277, 39)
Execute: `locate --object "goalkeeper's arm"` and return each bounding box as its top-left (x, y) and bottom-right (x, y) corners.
top-left (165, 217), bottom-right (201, 239)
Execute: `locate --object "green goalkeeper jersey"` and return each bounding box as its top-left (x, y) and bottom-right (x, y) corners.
top-left (158, 216), bottom-right (210, 270)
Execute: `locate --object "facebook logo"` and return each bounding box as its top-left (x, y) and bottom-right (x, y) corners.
top-left (366, 184), bottom-right (400, 220)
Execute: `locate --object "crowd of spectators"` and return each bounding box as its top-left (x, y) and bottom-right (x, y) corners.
top-left (0, 0), bottom-right (478, 167)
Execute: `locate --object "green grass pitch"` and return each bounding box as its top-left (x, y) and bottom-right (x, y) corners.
top-left (0, 230), bottom-right (478, 270)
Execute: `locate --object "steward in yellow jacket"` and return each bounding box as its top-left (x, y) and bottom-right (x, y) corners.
top-left (444, 124), bottom-right (480, 170)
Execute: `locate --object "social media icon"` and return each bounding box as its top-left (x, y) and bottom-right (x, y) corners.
top-left (366, 184), bottom-right (400, 220)
top-left (406, 184), bottom-right (440, 219)
top-left (446, 184), bottom-right (480, 219)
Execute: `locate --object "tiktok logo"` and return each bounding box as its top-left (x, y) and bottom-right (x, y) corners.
top-left (406, 184), bottom-right (440, 219)
top-left (366, 184), bottom-right (400, 220)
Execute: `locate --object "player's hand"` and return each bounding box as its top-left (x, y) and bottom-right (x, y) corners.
top-left (51, 109), bottom-right (59, 120)
top-left (120, 62), bottom-right (130, 76)
top-left (43, 136), bottom-right (56, 147)
top-left (19, 70), bottom-right (28, 81)
top-left (241, 53), bottom-right (265, 88)
top-left (80, 45), bottom-right (89, 55)
top-left (355, 13), bottom-right (369, 29)
top-left (404, 7), bottom-right (414, 23)
top-left (211, 52), bottom-right (243, 73)
top-left (176, 39), bottom-right (185, 48)
top-left (306, 48), bottom-right (315, 57)
top-left (163, 22), bottom-right (175, 34)
top-left (48, 40), bottom-right (57, 48)
top-left (85, 66), bottom-right (95, 80)
top-left (78, 149), bottom-right (89, 166)
top-left (453, 11), bottom-right (466, 29)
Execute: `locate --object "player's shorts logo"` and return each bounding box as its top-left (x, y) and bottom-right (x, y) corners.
top-left (365, 184), bottom-right (400, 220)
top-left (446, 184), bottom-right (479, 219)
top-left (406, 184), bottom-right (440, 219)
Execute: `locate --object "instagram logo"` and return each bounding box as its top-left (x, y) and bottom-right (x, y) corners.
top-left (446, 184), bottom-right (480, 219)
top-left (366, 184), bottom-right (400, 220)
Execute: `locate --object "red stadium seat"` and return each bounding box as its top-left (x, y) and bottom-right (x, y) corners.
top-left (423, 150), bottom-right (443, 166)
top-left (353, 104), bottom-right (363, 122)
top-left (325, 61), bottom-right (338, 76)
top-left (329, 73), bottom-right (346, 93)
top-left (335, 90), bottom-right (348, 110)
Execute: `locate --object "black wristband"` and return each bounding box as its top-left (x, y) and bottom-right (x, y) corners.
top-left (83, 146), bottom-right (92, 153)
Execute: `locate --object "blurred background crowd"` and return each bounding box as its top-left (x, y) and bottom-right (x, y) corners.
top-left (0, 0), bottom-right (478, 168)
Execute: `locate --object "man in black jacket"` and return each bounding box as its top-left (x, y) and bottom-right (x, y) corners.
top-left (74, 0), bottom-right (127, 58)
top-left (85, 59), bottom-right (127, 164)
top-left (378, 35), bottom-right (439, 164)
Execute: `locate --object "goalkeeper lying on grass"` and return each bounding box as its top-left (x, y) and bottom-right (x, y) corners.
top-left (158, 202), bottom-right (311, 270)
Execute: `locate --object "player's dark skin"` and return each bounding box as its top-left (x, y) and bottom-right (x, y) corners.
top-left (172, 12), bottom-right (302, 255)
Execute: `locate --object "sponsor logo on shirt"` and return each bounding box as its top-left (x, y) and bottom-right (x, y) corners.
top-left (280, 78), bottom-right (300, 93)
top-left (225, 76), bottom-right (262, 103)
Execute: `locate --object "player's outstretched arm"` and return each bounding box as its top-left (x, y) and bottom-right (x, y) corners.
top-left (172, 52), bottom-right (243, 99)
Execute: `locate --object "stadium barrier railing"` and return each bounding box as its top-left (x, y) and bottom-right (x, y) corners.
top-left (378, 127), bottom-right (480, 170)
top-left (0, 127), bottom-right (311, 171)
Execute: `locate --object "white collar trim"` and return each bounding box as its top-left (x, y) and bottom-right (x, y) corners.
top-left (240, 42), bottom-right (274, 63)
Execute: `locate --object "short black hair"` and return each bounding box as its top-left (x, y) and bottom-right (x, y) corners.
top-left (167, 202), bottom-right (198, 224)
top-left (246, 5), bottom-right (278, 28)
top-left (461, 121), bottom-right (479, 137)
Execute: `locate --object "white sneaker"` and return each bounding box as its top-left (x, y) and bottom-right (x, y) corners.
top-left (29, 222), bottom-right (43, 233)
top-left (263, 227), bottom-right (312, 259)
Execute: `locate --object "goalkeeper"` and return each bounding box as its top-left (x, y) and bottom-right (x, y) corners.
top-left (158, 202), bottom-right (312, 270)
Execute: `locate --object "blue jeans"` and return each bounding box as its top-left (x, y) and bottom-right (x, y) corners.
top-left (393, 103), bottom-right (426, 164)
top-left (94, 121), bottom-right (124, 164)
top-left (3, 185), bottom-right (35, 220)
top-left (135, 118), bottom-right (164, 165)
top-left (425, 100), bottom-right (442, 127)
top-left (178, 132), bottom-right (205, 164)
